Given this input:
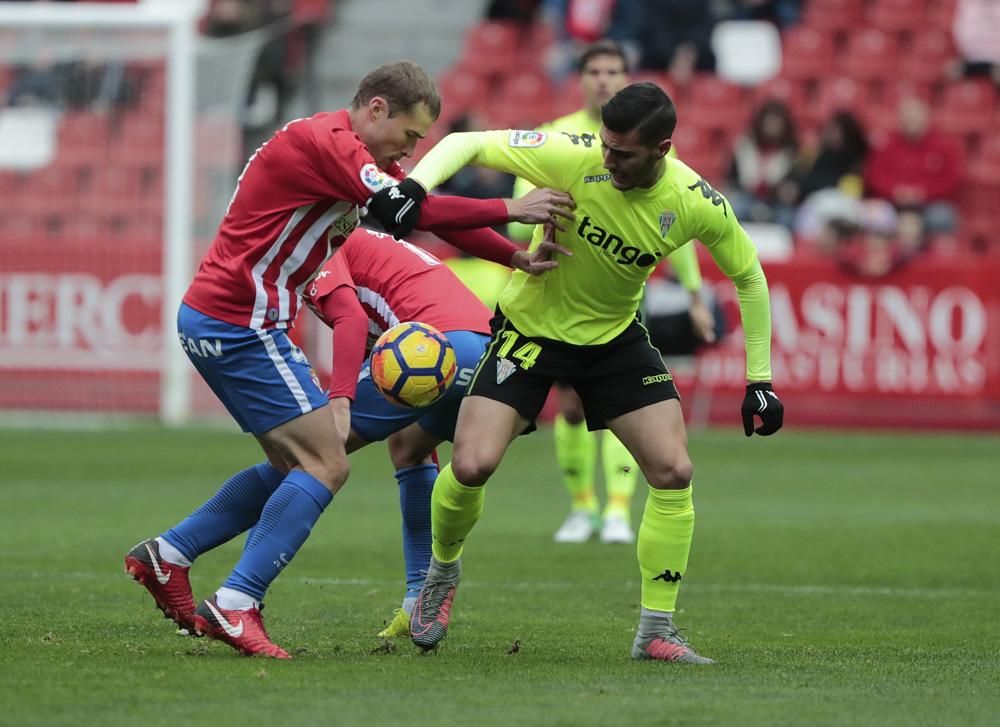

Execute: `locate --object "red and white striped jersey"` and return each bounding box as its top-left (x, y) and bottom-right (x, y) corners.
top-left (183, 110), bottom-right (403, 330)
top-left (306, 228), bottom-right (492, 353)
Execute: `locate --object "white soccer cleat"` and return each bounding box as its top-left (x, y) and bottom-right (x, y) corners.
top-left (600, 514), bottom-right (635, 544)
top-left (553, 510), bottom-right (598, 543)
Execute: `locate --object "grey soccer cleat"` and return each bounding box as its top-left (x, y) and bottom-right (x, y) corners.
top-left (409, 557), bottom-right (461, 651)
top-left (631, 622), bottom-right (715, 665)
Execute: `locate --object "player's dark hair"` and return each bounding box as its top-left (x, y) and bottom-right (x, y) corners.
top-left (601, 82), bottom-right (676, 146)
top-left (352, 61), bottom-right (441, 119)
top-left (577, 39), bottom-right (629, 74)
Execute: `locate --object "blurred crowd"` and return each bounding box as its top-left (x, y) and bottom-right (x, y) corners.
top-left (466, 0), bottom-right (1000, 276)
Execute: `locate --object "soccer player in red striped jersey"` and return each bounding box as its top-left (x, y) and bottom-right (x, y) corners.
top-left (303, 228), bottom-right (493, 637)
top-left (124, 61), bottom-right (573, 658)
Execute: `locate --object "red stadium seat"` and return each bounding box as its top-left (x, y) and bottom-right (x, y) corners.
top-left (810, 78), bottom-right (871, 129)
top-left (751, 76), bottom-right (811, 130)
top-left (58, 111), bottom-right (111, 149)
top-left (488, 70), bottom-right (555, 128)
top-left (925, 0), bottom-right (958, 31)
top-left (437, 67), bottom-right (492, 120)
top-left (900, 30), bottom-right (956, 84)
top-left (459, 21), bottom-right (521, 77)
top-left (937, 79), bottom-right (998, 138)
top-left (802, 0), bottom-right (863, 33)
top-left (779, 26), bottom-right (836, 83)
top-left (684, 75), bottom-right (747, 136)
top-left (867, 0), bottom-right (927, 35)
top-left (839, 29), bottom-right (898, 84)
top-left (549, 78), bottom-right (585, 119)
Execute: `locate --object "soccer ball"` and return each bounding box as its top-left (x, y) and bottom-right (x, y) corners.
top-left (370, 322), bottom-right (457, 407)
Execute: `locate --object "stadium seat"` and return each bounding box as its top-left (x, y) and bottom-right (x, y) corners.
top-left (900, 31), bottom-right (956, 84)
top-left (810, 78), bottom-right (870, 130)
top-left (778, 26), bottom-right (836, 83)
top-left (437, 67), bottom-right (491, 120)
top-left (751, 76), bottom-right (810, 129)
top-left (684, 75), bottom-right (747, 136)
top-left (195, 114), bottom-right (242, 166)
top-left (937, 79), bottom-right (998, 138)
top-left (925, 0), bottom-right (958, 30)
top-left (629, 71), bottom-right (679, 102)
top-left (487, 76), bottom-right (553, 128)
top-left (867, 0), bottom-right (926, 35)
top-left (801, 0), bottom-right (863, 34)
top-left (711, 20), bottom-right (782, 86)
top-left (839, 29), bottom-right (898, 84)
top-left (459, 21), bottom-right (522, 77)
top-left (549, 78), bottom-right (585, 119)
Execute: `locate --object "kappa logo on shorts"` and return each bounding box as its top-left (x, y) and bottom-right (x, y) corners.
top-left (496, 358), bottom-right (517, 384)
top-left (642, 373), bottom-right (673, 386)
top-left (290, 345), bottom-right (307, 364)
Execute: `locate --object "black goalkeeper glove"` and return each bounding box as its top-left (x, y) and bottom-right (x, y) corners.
top-left (741, 382), bottom-right (784, 437)
top-left (366, 178), bottom-right (427, 239)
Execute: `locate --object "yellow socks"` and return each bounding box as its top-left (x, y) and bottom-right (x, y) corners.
top-left (637, 484), bottom-right (694, 612)
top-left (601, 433), bottom-right (638, 521)
top-left (554, 415), bottom-right (598, 513)
top-left (430, 463), bottom-right (485, 563)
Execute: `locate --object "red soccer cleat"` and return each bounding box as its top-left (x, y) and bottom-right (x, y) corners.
top-left (125, 538), bottom-right (197, 630)
top-left (409, 557), bottom-right (461, 651)
top-left (192, 597), bottom-right (291, 659)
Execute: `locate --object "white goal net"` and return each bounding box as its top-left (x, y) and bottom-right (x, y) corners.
top-left (0, 1), bottom-right (268, 425)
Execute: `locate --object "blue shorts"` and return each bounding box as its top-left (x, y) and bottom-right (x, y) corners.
top-left (177, 303), bottom-right (328, 435)
top-left (350, 330), bottom-right (489, 443)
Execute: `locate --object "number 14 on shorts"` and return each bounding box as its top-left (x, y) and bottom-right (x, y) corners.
top-left (497, 330), bottom-right (541, 371)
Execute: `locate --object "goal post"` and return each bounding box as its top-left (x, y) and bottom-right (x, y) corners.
top-left (0, 0), bottom-right (265, 425)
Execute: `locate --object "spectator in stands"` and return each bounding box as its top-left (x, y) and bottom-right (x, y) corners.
top-left (6, 62), bottom-right (61, 108)
top-left (543, 0), bottom-right (644, 76)
top-left (722, 0), bottom-right (802, 28)
top-left (950, 0), bottom-right (1000, 85)
top-left (835, 199), bottom-right (922, 278)
top-left (793, 111), bottom-right (868, 202)
top-left (55, 57), bottom-right (138, 112)
top-left (488, 0), bottom-right (543, 25)
top-left (637, 0), bottom-right (717, 77)
top-left (864, 95), bottom-right (964, 237)
top-left (726, 99), bottom-right (799, 228)
top-left (790, 111), bottom-right (868, 241)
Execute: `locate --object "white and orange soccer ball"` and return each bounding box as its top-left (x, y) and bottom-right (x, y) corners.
top-left (370, 322), bottom-right (457, 408)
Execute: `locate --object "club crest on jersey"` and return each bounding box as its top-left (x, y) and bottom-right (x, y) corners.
top-left (508, 130), bottom-right (547, 148)
top-left (496, 357), bottom-right (517, 384)
top-left (360, 163), bottom-right (396, 192)
top-left (327, 206), bottom-right (360, 242)
top-left (659, 211), bottom-right (677, 238)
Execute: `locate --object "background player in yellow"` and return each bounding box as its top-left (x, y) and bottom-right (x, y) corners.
top-left (371, 83), bottom-right (784, 664)
top-left (509, 41), bottom-right (717, 546)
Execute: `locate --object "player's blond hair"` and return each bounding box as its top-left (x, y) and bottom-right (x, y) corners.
top-left (352, 61), bottom-right (441, 119)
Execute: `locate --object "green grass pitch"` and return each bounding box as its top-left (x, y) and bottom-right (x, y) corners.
top-left (1, 425), bottom-right (998, 726)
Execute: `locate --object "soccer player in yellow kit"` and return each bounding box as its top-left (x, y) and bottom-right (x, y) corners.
top-left (508, 41), bottom-right (716, 546)
top-left (370, 82), bottom-right (784, 663)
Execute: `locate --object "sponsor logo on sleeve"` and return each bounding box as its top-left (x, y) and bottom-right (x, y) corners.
top-left (508, 130), bottom-right (547, 148)
top-left (360, 163), bottom-right (398, 192)
top-left (584, 173), bottom-right (612, 183)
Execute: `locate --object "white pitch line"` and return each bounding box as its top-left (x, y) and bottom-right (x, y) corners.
top-left (25, 569), bottom-right (974, 600)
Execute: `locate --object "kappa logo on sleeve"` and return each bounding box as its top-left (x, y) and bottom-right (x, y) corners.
top-left (508, 130), bottom-right (547, 148)
top-left (360, 163), bottom-right (398, 192)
